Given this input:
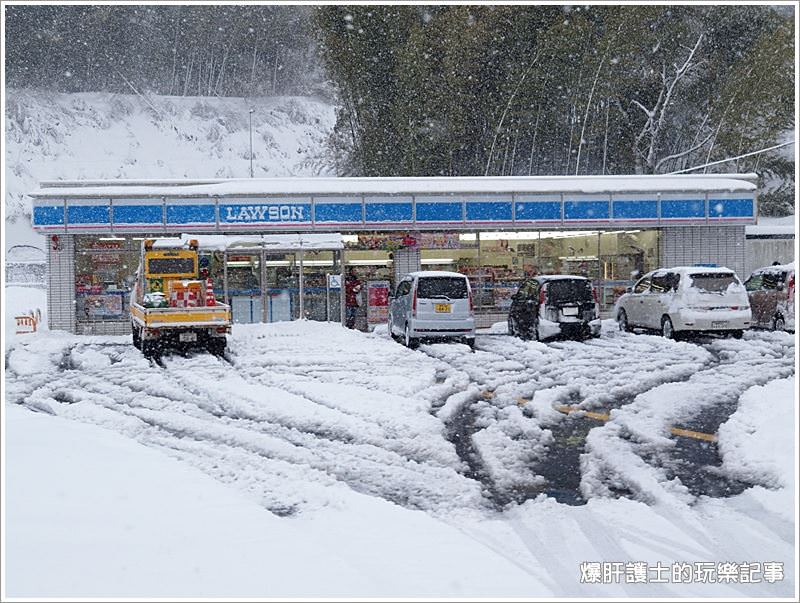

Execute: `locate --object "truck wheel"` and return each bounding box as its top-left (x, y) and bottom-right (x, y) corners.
top-left (141, 340), bottom-right (158, 359)
top-left (132, 326), bottom-right (142, 350)
top-left (208, 338), bottom-right (227, 357)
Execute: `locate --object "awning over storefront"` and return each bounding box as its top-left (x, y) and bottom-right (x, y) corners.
top-left (29, 174), bottom-right (758, 234)
top-left (151, 233), bottom-right (344, 251)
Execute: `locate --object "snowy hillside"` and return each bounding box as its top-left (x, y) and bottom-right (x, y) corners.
top-left (4, 89), bottom-right (337, 251)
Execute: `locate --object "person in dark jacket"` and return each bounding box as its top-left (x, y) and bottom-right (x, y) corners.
top-left (344, 268), bottom-right (363, 329)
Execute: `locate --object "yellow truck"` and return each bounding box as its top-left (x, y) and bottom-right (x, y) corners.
top-left (130, 238), bottom-right (231, 357)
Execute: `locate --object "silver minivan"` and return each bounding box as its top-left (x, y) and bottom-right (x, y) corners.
top-left (389, 271), bottom-right (476, 348)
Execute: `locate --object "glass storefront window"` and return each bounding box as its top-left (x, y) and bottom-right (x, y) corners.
top-left (300, 250), bottom-right (341, 322)
top-left (75, 236), bottom-right (139, 323)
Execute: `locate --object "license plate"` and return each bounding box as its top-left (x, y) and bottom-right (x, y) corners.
top-left (435, 304), bottom-right (452, 313)
top-left (711, 321), bottom-right (728, 328)
top-left (179, 332), bottom-right (197, 342)
top-left (562, 306), bottom-right (579, 316)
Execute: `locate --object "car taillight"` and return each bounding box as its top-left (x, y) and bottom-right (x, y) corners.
top-left (788, 276), bottom-right (794, 300)
top-left (592, 287), bottom-right (599, 303)
top-left (412, 286), bottom-right (417, 317)
top-left (539, 288), bottom-right (545, 305)
top-left (468, 289), bottom-right (474, 312)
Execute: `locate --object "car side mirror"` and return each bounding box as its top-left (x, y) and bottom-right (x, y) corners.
top-left (625, 286), bottom-right (633, 293)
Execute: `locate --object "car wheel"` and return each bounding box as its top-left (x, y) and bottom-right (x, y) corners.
top-left (132, 325), bottom-right (142, 350)
top-left (404, 323), bottom-right (419, 349)
top-left (729, 330), bottom-right (744, 339)
top-left (661, 316), bottom-right (675, 340)
top-left (617, 309), bottom-right (632, 333)
top-left (772, 315), bottom-right (786, 332)
top-left (466, 337), bottom-right (476, 350)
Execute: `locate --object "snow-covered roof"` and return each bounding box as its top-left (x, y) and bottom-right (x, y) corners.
top-left (29, 174), bottom-right (758, 198)
top-left (745, 215), bottom-right (795, 237)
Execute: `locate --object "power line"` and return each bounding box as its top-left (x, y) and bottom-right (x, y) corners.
top-left (668, 141), bottom-right (795, 174)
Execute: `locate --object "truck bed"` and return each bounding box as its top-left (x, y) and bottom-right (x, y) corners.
top-left (130, 301), bottom-right (231, 329)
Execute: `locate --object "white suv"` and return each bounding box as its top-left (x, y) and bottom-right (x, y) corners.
top-left (389, 271), bottom-right (476, 348)
top-left (615, 266), bottom-right (751, 339)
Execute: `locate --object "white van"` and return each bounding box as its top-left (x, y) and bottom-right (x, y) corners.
top-left (388, 271), bottom-right (476, 348)
top-left (615, 266), bottom-right (751, 338)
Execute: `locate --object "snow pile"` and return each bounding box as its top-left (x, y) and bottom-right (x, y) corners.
top-left (4, 89), bottom-right (336, 250)
top-left (717, 378), bottom-right (795, 489)
top-left (4, 405), bottom-right (548, 598)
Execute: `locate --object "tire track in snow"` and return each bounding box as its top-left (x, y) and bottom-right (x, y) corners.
top-left (14, 337), bottom-right (486, 515)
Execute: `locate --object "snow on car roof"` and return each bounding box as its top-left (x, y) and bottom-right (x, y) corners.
top-left (647, 266), bottom-right (737, 275)
top-left (406, 271), bottom-right (468, 278)
top-left (750, 261), bottom-right (795, 274)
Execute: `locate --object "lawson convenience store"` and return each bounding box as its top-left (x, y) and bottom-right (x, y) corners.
top-left (29, 175), bottom-right (758, 334)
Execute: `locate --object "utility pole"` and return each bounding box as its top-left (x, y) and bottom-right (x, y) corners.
top-left (249, 108), bottom-right (254, 178)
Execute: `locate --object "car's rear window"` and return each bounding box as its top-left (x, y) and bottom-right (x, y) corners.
top-left (416, 277), bottom-right (469, 299)
top-left (689, 273), bottom-right (738, 293)
top-left (546, 279), bottom-right (592, 302)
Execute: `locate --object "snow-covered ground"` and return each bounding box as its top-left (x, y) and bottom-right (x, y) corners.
top-left (4, 89), bottom-right (336, 251)
top-left (4, 301), bottom-right (796, 597)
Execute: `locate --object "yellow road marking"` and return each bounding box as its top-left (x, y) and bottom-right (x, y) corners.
top-left (555, 404), bottom-right (610, 422)
top-left (488, 395), bottom-right (718, 442)
top-left (669, 427), bottom-right (718, 443)
top-left (554, 404), bottom-right (717, 442)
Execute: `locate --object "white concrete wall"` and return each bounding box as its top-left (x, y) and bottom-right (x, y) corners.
top-left (659, 225), bottom-right (747, 278)
top-left (46, 235), bottom-right (76, 333)
top-left (745, 238), bottom-right (795, 277)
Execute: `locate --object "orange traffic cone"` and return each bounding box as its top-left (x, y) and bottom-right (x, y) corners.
top-left (205, 278), bottom-right (216, 306)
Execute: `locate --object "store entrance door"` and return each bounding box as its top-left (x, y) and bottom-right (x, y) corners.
top-left (300, 250), bottom-right (342, 322)
top-left (263, 253), bottom-right (297, 322)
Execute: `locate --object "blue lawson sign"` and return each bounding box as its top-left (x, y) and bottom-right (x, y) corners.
top-left (30, 194), bottom-right (756, 233)
top-left (220, 202), bottom-right (311, 224)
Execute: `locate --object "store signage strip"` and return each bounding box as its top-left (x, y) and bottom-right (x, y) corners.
top-left (30, 194), bottom-right (756, 232)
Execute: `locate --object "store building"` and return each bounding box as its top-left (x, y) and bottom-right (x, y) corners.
top-left (29, 175), bottom-right (757, 334)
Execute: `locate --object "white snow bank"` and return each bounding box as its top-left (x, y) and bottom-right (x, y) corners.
top-left (717, 378), bottom-right (795, 489)
top-left (4, 405), bottom-right (550, 598)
